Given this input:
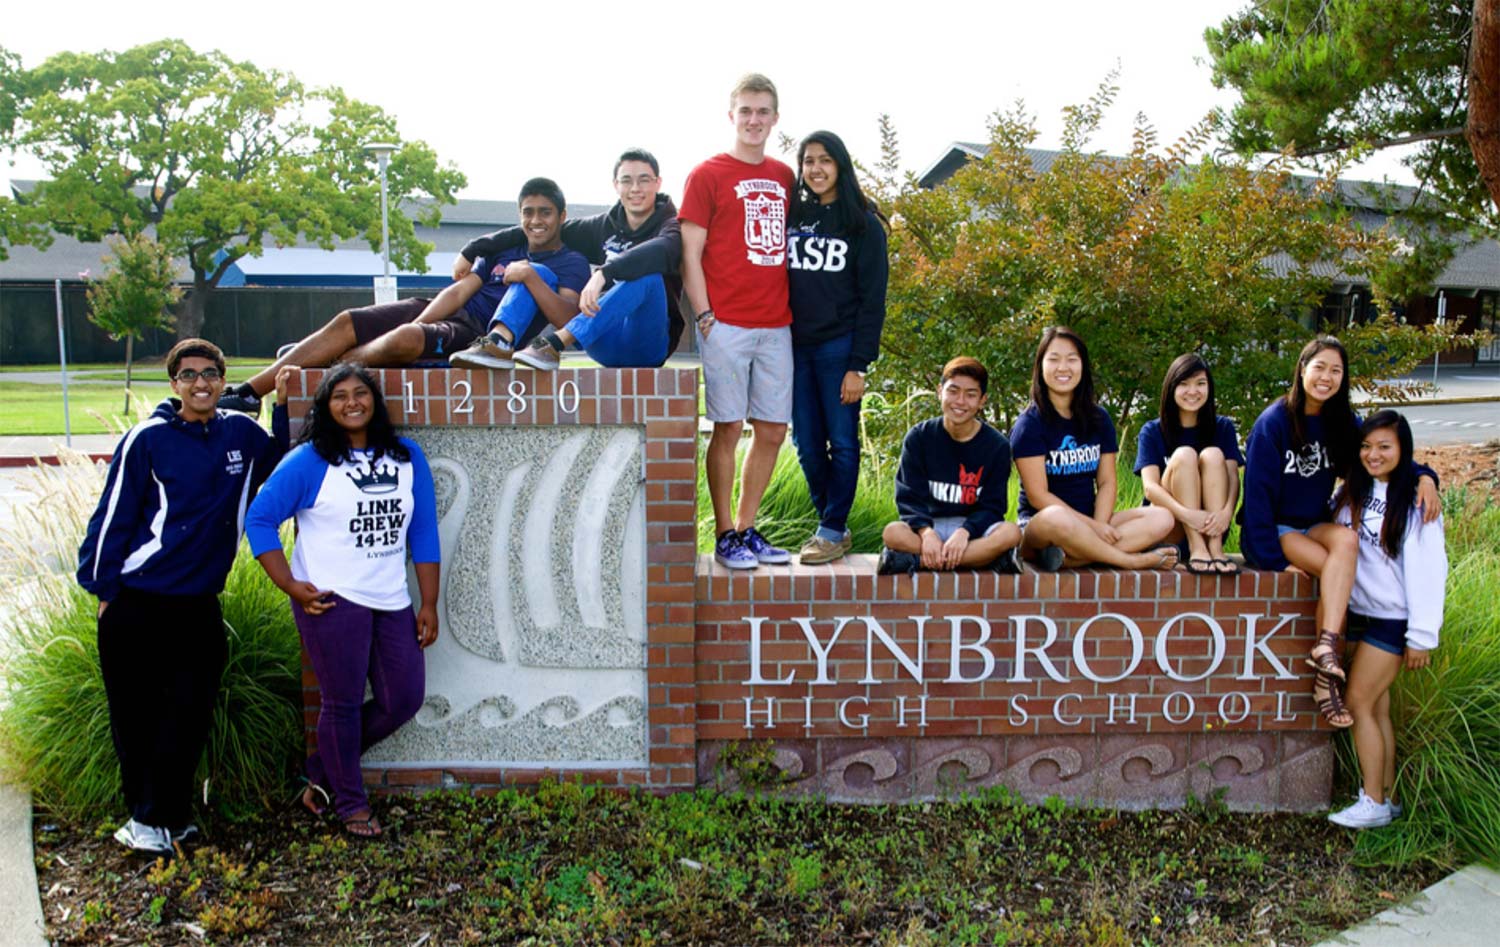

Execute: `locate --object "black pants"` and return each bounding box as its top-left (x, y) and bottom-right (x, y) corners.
top-left (97, 587), bottom-right (226, 829)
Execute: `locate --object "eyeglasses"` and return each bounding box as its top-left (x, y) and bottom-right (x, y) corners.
top-left (615, 175), bottom-right (657, 189)
top-left (174, 368), bottom-right (223, 382)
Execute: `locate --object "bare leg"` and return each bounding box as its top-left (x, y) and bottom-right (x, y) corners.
top-left (882, 521), bottom-right (923, 554)
top-left (734, 420), bottom-right (788, 531)
top-left (1197, 447), bottom-right (1229, 562)
top-left (707, 421), bottom-right (744, 536)
top-left (1162, 446), bottom-right (1210, 562)
top-left (342, 324), bottom-right (429, 367)
top-left (1281, 524), bottom-right (1358, 631)
top-left (960, 522), bottom-right (1022, 566)
top-left (243, 311), bottom-right (359, 397)
top-left (1021, 505), bottom-right (1178, 569)
top-left (1343, 643), bottom-right (1402, 803)
top-left (1375, 688), bottom-right (1397, 801)
top-left (1106, 506), bottom-right (1176, 553)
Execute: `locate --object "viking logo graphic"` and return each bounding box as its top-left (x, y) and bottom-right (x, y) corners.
top-left (743, 195), bottom-right (786, 264)
top-left (958, 464), bottom-right (984, 505)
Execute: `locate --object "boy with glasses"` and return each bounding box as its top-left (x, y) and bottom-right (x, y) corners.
top-left (450, 149), bottom-right (684, 370)
top-left (78, 339), bottom-right (286, 855)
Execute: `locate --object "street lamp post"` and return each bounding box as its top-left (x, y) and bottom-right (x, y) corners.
top-left (364, 142), bottom-right (397, 304)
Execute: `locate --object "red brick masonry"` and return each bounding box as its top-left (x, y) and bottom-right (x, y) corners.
top-left (288, 367), bottom-right (1329, 810)
top-left (696, 556), bottom-right (1330, 810)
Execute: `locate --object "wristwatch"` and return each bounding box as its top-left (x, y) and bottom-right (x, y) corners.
top-left (695, 309), bottom-right (715, 324)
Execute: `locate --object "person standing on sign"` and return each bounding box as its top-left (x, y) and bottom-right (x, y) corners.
top-left (77, 339), bottom-right (287, 856)
top-left (787, 130), bottom-right (889, 565)
top-left (245, 364), bottom-right (440, 840)
top-left (679, 73), bottom-right (796, 571)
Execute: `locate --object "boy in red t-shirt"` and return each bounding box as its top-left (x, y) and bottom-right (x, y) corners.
top-left (680, 73), bottom-right (795, 571)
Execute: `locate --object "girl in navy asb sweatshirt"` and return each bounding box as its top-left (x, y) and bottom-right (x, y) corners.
top-left (1134, 353), bottom-right (1244, 575)
top-left (1241, 337), bottom-right (1439, 727)
top-left (786, 130), bottom-right (889, 565)
top-left (1325, 411), bottom-right (1445, 829)
top-left (1011, 326), bottom-right (1176, 571)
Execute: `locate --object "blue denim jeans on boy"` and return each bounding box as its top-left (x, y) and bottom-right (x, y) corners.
top-left (792, 332), bottom-right (861, 542)
top-left (490, 262), bottom-right (559, 348)
top-left (568, 274), bottom-right (670, 368)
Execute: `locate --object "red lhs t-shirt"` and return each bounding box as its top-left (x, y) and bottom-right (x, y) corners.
top-left (678, 153), bottom-right (794, 329)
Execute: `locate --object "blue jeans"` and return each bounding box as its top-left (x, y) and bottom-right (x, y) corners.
top-left (791, 333), bottom-right (861, 541)
top-left (568, 274), bottom-right (670, 367)
top-left (490, 263), bottom-right (559, 349)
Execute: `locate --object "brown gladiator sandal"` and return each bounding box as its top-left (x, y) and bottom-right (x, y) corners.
top-left (1306, 627), bottom-right (1346, 681)
top-left (1313, 670), bottom-right (1353, 728)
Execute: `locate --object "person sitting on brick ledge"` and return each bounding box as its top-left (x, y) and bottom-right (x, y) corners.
top-left (218, 178), bottom-right (589, 414)
top-left (877, 357), bottom-right (1023, 575)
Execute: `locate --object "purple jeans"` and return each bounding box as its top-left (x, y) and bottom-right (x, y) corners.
top-left (293, 593), bottom-right (425, 820)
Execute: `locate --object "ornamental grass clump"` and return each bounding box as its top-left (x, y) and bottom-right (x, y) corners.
top-left (0, 453), bottom-right (304, 822)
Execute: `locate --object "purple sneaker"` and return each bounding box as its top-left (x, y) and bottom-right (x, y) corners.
top-left (714, 529), bottom-right (757, 570)
top-left (739, 527), bottom-right (791, 565)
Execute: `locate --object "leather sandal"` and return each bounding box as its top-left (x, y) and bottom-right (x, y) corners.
top-left (1306, 628), bottom-right (1346, 681)
top-left (1313, 670), bottom-right (1353, 728)
top-left (343, 813), bottom-right (383, 839)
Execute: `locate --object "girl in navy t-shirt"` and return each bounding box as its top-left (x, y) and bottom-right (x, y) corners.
top-left (1134, 353), bottom-right (1244, 575)
top-left (1012, 326), bottom-right (1177, 571)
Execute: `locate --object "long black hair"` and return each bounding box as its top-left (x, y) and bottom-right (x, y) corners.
top-left (1285, 336), bottom-right (1357, 473)
top-left (791, 130), bottom-right (886, 234)
top-left (1158, 352), bottom-right (1218, 452)
top-left (1029, 325), bottom-right (1098, 437)
top-left (1341, 409), bottom-right (1416, 559)
top-left (296, 363), bottom-right (410, 465)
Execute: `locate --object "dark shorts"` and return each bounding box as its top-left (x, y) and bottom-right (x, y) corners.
top-left (348, 298), bottom-right (481, 359)
top-left (1347, 612), bottom-right (1407, 657)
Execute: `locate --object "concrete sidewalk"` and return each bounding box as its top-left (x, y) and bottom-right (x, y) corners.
top-left (1314, 864), bottom-right (1500, 947)
top-left (0, 786), bottom-right (46, 947)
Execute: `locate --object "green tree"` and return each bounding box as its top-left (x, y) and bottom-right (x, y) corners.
top-left (85, 232), bottom-right (182, 412)
top-left (0, 39), bottom-right (466, 339)
top-left (1204, 1), bottom-right (1500, 231)
top-left (871, 81), bottom-right (1472, 452)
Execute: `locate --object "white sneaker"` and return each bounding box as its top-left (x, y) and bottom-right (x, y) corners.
top-left (113, 818), bottom-right (174, 855)
top-left (1328, 790), bottom-right (1392, 829)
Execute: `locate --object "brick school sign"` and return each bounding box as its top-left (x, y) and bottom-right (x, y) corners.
top-left (285, 367), bottom-right (1330, 811)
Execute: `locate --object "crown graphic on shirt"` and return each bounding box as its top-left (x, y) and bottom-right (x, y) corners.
top-left (346, 461), bottom-right (400, 494)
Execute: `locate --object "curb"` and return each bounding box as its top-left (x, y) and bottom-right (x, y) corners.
top-left (1358, 396), bottom-right (1500, 408)
top-left (0, 455), bottom-right (112, 469)
top-left (0, 785), bottom-right (47, 947)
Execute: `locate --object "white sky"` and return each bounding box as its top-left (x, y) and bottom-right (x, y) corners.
top-left (2, 0), bottom-right (1418, 208)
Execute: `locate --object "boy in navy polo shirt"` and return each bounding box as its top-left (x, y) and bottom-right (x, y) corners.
top-left (219, 178), bottom-right (589, 412)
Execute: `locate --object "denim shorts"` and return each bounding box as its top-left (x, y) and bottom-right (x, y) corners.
top-left (932, 517), bottom-right (1004, 542)
top-left (1276, 523), bottom-right (1315, 538)
top-left (1347, 612), bottom-right (1407, 657)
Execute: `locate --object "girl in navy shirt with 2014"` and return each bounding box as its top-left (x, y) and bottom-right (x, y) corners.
top-left (1241, 336), bottom-right (1438, 727)
top-left (1134, 353), bottom-right (1244, 575)
top-left (1013, 326), bottom-right (1177, 570)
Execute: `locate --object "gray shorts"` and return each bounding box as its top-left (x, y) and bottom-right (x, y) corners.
top-left (932, 517), bottom-right (1004, 541)
top-left (701, 322), bottom-right (793, 423)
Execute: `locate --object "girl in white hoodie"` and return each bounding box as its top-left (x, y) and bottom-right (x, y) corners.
top-left (1328, 410), bottom-right (1446, 829)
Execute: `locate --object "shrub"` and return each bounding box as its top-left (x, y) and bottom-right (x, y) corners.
top-left (0, 455), bottom-right (303, 822)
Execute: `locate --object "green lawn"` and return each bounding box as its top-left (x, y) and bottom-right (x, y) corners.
top-left (0, 381), bottom-right (175, 435)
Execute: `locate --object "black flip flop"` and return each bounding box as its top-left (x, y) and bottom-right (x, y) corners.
top-left (1185, 558), bottom-right (1216, 575)
top-left (1212, 557), bottom-right (1242, 575)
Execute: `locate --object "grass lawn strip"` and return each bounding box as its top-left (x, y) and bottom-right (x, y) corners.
top-left (34, 786), bottom-right (1444, 946)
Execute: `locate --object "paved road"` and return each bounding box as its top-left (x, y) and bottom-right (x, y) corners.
top-left (1397, 402), bottom-right (1500, 446)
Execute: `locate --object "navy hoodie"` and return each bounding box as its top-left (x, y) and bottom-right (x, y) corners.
top-left (77, 401), bottom-right (285, 601)
top-left (894, 418), bottom-right (1012, 537)
top-left (787, 202), bottom-right (888, 372)
top-left (461, 194), bottom-right (685, 358)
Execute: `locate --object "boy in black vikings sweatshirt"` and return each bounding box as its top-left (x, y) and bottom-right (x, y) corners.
top-left (878, 357), bottom-right (1023, 575)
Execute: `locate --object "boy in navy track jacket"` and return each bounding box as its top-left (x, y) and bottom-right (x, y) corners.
top-left (77, 339), bottom-right (285, 855)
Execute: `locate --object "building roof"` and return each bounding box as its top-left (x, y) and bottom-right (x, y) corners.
top-left (0, 180), bottom-right (611, 287)
top-left (917, 142), bottom-right (1500, 292)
